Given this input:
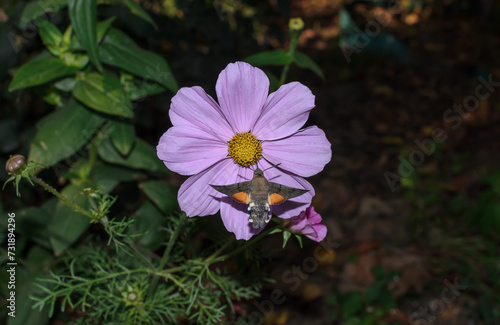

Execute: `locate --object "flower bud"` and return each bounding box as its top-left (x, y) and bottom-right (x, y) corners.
top-left (6, 154), bottom-right (26, 175)
top-left (286, 206), bottom-right (327, 242)
top-left (126, 291), bottom-right (138, 303)
top-left (289, 17), bottom-right (304, 36)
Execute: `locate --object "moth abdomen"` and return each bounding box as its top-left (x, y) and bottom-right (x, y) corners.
top-left (248, 202), bottom-right (270, 229)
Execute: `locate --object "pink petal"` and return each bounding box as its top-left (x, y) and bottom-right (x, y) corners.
top-left (178, 159), bottom-right (238, 217)
top-left (219, 167), bottom-right (263, 240)
top-left (157, 126), bottom-right (228, 176)
top-left (300, 225), bottom-right (318, 239)
top-left (310, 224), bottom-right (327, 242)
top-left (290, 214), bottom-right (308, 232)
top-left (216, 62), bottom-right (269, 132)
top-left (262, 126), bottom-right (331, 177)
top-left (258, 160), bottom-right (315, 219)
top-left (252, 82), bottom-right (315, 140)
top-left (170, 86), bottom-right (234, 141)
top-left (305, 206), bottom-right (322, 224)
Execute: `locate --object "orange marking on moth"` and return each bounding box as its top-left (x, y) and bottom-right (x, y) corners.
top-left (232, 192), bottom-right (250, 204)
top-left (269, 193), bottom-right (286, 205)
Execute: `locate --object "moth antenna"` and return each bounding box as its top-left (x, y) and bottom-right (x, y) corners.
top-left (261, 163), bottom-right (283, 179)
top-left (263, 163), bottom-right (281, 172)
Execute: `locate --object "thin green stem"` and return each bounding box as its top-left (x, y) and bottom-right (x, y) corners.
top-left (29, 173), bottom-right (153, 269)
top-left (147, 219), bottom-right (185, 299)
top-left (88, 137), bottom-right (98, 179)
top-left (213, 227), bottom-right (274, 263)
top-left (29, 174), bottom-right (94, 220)
top-left (163, 273), bottom-right (189, 294)
top-left (124, 239), bottom-right (156, 269)
top-left (204, 239), bottom-right (234, 264)
top-left (156, 263), bottom-right (194, 276)
top-left (278, 37), bottom-right (299, 87)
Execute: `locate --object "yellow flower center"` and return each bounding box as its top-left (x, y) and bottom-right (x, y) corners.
top-left (228, 131), bottom-right (262, 167)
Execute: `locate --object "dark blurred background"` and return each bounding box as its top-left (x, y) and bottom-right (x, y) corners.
top-left (1, 0), bottom-right (499, 324)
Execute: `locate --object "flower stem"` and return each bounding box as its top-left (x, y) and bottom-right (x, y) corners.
top-left (147, 218), bottom-right (185, 299)
top-left (29, 173), bottom-right (94, 220)
top-left (213, 227), bottom-right (274, 263)
top-left (204, 239), bottom-right (235, 265)
top-left (278, 37), bottom-right (299, 87)
top-left (88, 136), bottom-right (98, 179)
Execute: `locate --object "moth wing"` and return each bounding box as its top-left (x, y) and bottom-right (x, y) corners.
top-left (210, 182), bottom-right (251, 204)
top-left (268, 182), bottom-right (308, 205)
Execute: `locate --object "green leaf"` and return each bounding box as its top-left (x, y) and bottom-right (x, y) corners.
top-left (19, 0), bottom-right (68, 28)
top-left (98, 28), bottom-right (178, 93)
top-left (132, 201), bottom-right (165, 251)
top-left (37, 18), bottom-right (63, 56)
top-left (15, 207), bottom-right (53, 248)
top-left (73, 70), bottom-right (133, 117)
top-left (122, 0), bottom-right (157, 28)
top-left (97, 17), bottom-right (116, 42)
top-left (48, 182), bottom-right (92, 255)
top-left (282, 230), bottom-right (292, 248)
top-left (68, 0), bottom-right (101, 71)
top-left (376, 288), bottom-right (397, 310)
top-left (53, 77), bottom-right (77, 92)
top-left (94, 163), bottom-right (145, 183)
top-left (93, 163), bottom-right (146, 193)
top-left (62, 24), bottom-right (73, 49)
top-left (9, 57), bottom-right (78, 91)
top-left (30, 50), bottom-right (53, 62)
top-left (482, 170), bottom-right (500, 196)
top-left (33, 84), bottom-right (63, 107)
top-left (294, 234), bottom-right (303, 248)
top-left (139, 180), bottom-right (178, 214)
top-left (97, 137), bottom-right (166, 172)
top-left (294, 52), bottom-right (325, 79)
top-left (63, 52), bottom-right (90, 69)
top-left (244, 50), bottom-right (293, 66)
top-left (123, 74), bottom-right (166, 100)
top-left (341, 292), bottom-right (363, 318)
top-left (365, 279), bottom-right (386, 303)
top-left (108, 119), bottom-right (136, 155)
top-left (29, 101), bottom-right (105, 167)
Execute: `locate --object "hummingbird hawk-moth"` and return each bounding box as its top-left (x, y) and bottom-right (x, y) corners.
top-left (210, 168), bottom-right (308, 229)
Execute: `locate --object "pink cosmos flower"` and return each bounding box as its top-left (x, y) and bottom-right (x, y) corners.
top-left (287, 206), bottom-right (327, 242)
top-left (157, 62), bottom-right (331, 240)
